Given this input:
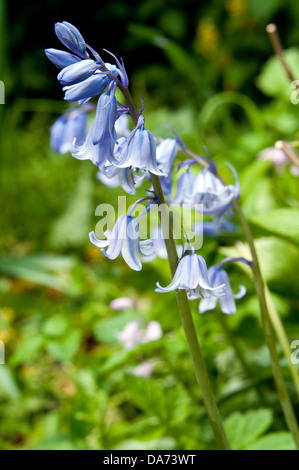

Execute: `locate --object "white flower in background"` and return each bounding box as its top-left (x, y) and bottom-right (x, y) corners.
top-left (131, 360), bottom-right (154, 378)
top-left (115, 320), bottom-right (163, 350)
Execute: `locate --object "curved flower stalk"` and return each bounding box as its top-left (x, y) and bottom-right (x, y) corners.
top-left (50, 108), bottom-right (87, 154)
top-left (156, 251), bottom-right (226, 299)
top-left (89, 215), bottom-right (155, 271)
top-left (199, 265), bottom-right (246, 314)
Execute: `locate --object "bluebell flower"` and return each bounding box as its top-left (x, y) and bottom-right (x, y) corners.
top-left (45, 48), bottom-right (81, 69)
top-left (96, 164), bottom-right (145, 195)
top-left (72, 122), bottom-right (113, 168)
top-left (62, 64), bottom-right (117, 103)
top-left (156, 138), bottom-right (178, 195)
top-left (192, 168), bottom-right (239, 222)
top-left (115, 114), bottom-right (131, 139)
top-left (50, 109), bottom-right (87, 154)
top-left (155, 251), bottom-right (226, 298)
top-left (89, 215), bottom-right (155, 271)
top-left (57, 59), bottom-right (99, 86)
top-left (93, 91), bottom-right (117, 145)
top-left (172, 169), bottom-right (195, 205)
top-left (111, 115), bottom-right (166, 176)
top-left (193, 218), bottom-right (238, 238)
top-left (55, 21), bottom-right (89, 58)
top-left (198, 265), bottom-right (246, 314)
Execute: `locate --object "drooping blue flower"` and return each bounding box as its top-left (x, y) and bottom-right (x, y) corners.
top-left (96, 164), bottom-right (145, 195)
top-left (155, 251), bottom-right (226, 298)
top-left (115, 114), bottom-right (131, 139)
top-left (93, 91), bottom-right (117, 145)
top-left (55, 21), bottom-right (89, 58)
top-left (111, 115), bottom-right (166, 176)
top-left (156, 138), bottom-right (178, 195)
top-left (45, 48), bottom-right (81, 69)
top-left (172, 169), bottom-right (195, 205)
top-left (89, 215), bottom-right (154, 271)
top-left (50, 109), bottom-right (87, 154)
top-left (57, 59), bottom-right (99, 86)
top-left (198, 265), bottom-right (246, 314)
top-left (192, 168), bottom-right (239, 222)
top-left (193, 218), bottom-right (238, 238)
top-left (72, 122), bottom-right (114, 168)
top-left (62, 64), bottom-right (118, 103)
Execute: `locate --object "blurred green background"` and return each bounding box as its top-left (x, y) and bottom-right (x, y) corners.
top-left (1, 0), bottom-right (299, 450)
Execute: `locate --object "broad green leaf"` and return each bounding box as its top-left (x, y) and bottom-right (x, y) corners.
top-left (251, 209), bottom-right (299, 245)
top-left (224, 408), bottom-right (273, 450)
top-left (246, 432), bottom-right (296, 450)
top-left (49, 165), bottom-right (93, 248)
top-left (42, 314), bottom-right (70, 338)
top-left (45, 330), bottom-right (81, 361)
top-left (114, 437), bottom-right (176, 450)
top-left (10, 334), bottom-right (44, 366)
top-left (0, 367), bottom-right (21, 400)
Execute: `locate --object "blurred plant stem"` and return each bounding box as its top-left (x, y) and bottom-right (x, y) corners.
top-left (118, 82), bottom-right (231, 451)
top-left (183, 147), bottom-right (299, 448)
top-left (232, 200), bottom-right (299, 449)
top-left (266, 24), bottom-right (295, 83)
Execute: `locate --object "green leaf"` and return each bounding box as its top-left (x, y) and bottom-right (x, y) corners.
top-left (42, 314), bottom-right (70, 338)
top-left (224, 408), bottom-right (273, 450)
top-left (113, 437), bottom-right (177, 450)
top-left (251, 209), bottom-right (299, 245)
top-left (0, 367), bottom-right (21, 400)
top-left (10, 334), bottom-right (44, 366)
top-left (255, 237), bottom-right (299, 298)
top-left (46, 330), bottom-right (81, 361)
top-left (49, 165), bottom-right (94, 248)
top-left (0, 254), bottom-right (76, 293)
top-left (256, 47), bottom-right (299, 101)
top-left (246, 432), bottom-right (296, 450)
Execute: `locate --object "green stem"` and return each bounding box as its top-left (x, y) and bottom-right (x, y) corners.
top-left (264, 285), bottom-right (299, 399)
top-left (182, 147), bottom-right (299, 446)
top-left (118, 84), bottom-right (231, 450)
top-left (232, 200), bottom-right (299, 449)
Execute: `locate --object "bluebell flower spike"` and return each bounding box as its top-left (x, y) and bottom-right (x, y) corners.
top-left (199, 265), bottom-right (246, 315)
